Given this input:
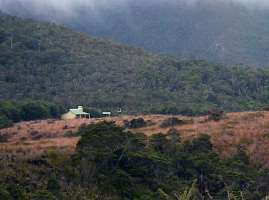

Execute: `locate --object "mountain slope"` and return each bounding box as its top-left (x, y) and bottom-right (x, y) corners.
top-left (2, 0), bottom-right (269, 66)
top-left (1, 14), bottom-right (269, 114)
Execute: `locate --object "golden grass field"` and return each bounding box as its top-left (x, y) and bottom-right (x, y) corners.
top-left (1, 112), bottom-right (269, 167)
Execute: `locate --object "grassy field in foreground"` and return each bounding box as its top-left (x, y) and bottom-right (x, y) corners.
top-left (1, 111), bottom-right (269, 167)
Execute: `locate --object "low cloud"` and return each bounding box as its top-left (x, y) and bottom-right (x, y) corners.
top-left (0, 0), bottom-right (125, 14)
top-left (0, 0), bottom-right (268, 18)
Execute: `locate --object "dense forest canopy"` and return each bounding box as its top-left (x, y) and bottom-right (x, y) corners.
top-left (1, 14), bottom-right (269, 114)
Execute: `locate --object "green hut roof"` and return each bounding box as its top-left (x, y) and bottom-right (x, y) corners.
top-left (69, 109), bottom-right (89, 115)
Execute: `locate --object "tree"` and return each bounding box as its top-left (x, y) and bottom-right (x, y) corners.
top-left (149, 133), bottom-right (169, 154)
top-left (184, 134), bottom-right (213, 154)
top-left (0, 186), bottom-right (12, 200)
top-left (20, 102), bottom-right (50, 121)
top-left (0, 101), bottom-right (21, 122)
top-left (127, 118), bottom-right (147, 129)
top-left (47, 174), bottom-right (62, 199)
top-left (8, 186), bottom-right (28, 200)
top-left (74, 122), bottom-right (133, 187)
top-left (0, 114), bottom-right (12, 129)
top-left (208, 109), bottom-right (225, 121)
top-left (76, 121), bottom-right (129, 160)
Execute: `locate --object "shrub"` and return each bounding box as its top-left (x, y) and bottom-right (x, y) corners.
top-left (0, 133), bottom-right (9, 143)
top-left (20, 102), bottom-right (50, 121)
top-left (184, 134), bottom-right (213, 153)
top-left (126, 118), bottom-right (147, 129)
top-left (77, 123), bottom-right (89, 135)
top-left (262, 132), bottom-right (269, 139)
top-left (0, 102), bottom-right (21, 122)
top-left (0, 186), bottom-right (12, 200)
top-left (8, 186), bottom-right (28, 200)
top-left (160, 117), bottom-right (188, 128)
top-left (64, 130), bottom-right (76, 137)
top-left (0, 114), bottom-right (13, 129)
top-left (47, 175), bottom-right (62, 199)
top-left (30, 131), bottom-right (43, 140)
top-left (31, 191), bottom-right (57, 200)
top-left (262, 106), bottom-right (269, 111)
top-left (167, 128), bottom-right (181, 144)
top-left (157, 106), bottom-right (180, 115)
top-left (0, 100), bottom-right (65, 126)
top-left (208, 109), bottom-right (225, 121)
top-left (47, 103), bottom-right (65, 118)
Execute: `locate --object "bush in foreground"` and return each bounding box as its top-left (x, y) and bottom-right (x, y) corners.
top-left (0, 122), bottom-right (268, 199)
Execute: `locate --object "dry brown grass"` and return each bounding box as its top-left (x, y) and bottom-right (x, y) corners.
top-left (1, 112), bottom-right (269, 166)
top-left (0, 137), bottom-right (79, 159)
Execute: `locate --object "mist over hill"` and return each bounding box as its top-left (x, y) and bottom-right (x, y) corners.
top-left (1, 0), bottom-right (269, 66)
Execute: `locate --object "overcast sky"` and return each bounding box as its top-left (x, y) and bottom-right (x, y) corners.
top-left (0, 0), bottom-right (268, 17)
top-left (1, 0), bottom-right (269, 9)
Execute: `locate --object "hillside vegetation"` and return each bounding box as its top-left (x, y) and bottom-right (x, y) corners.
top-left (1, 119), bottom-right (269, 199)
top-left (0, 100), bottom-right (64, 128)
top-left (1, 14), bottom-right (269, 114)
top-left (3, 0), bottom-right (269, 66)
top-left (2, 112), bottom-right (269, 167)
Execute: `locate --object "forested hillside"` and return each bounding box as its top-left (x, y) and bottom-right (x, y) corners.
top-left (3, 0), bottom-right (269, 66)
top-left (1, 14), bottom-right (269, 114)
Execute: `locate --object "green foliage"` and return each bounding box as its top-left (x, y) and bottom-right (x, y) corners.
top-left (0, 186), bottom-right (12, 200)
top-left (47, 175), bottom-right (62, 198)
top-left (183, 134), bottom-right (214, 158)
top-left (64, 130), bottom-right (76, 137)
top-left (70, 122), bottom-right (269, 199)
top-left (20, 102), bottom-right (50, 121)
top-left (31, 191), bottom-right (57, 200)
top-left (158, 188), bottom-right (172, 200)
top-left (176, 181), bottom-right (198, 200)
top-left (1, 14), bottom-right (269, 114)
top-left (8, 185), bottom-right (28, 200)
top-left (125, 118), bottom-right (147, 129)
top-left (208, 109), bottom-right (225, 121)
top-left (151, 107), bottom-right (181, 115)
top-left (0, 100), bottom-right (64, 128)
top-left (9, 1), bottom-right (269, 67)
top-left (0, 122), bottom-right (269, 199)
top-left (0, 101), bottom-right (21, 122)
top-left (0, 114), bottom-right (12, 129)
top-left (76, 122), bottom-right (130, 157)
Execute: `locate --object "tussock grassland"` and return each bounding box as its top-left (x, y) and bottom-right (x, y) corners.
top-left (1, 112), bottom-right (269, 166)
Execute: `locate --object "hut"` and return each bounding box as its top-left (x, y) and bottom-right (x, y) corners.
top-left (61, 106), bottom-right (90, 120)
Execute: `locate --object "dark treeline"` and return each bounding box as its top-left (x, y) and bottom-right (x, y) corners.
top-left (0, 122), bottom-right (268, 199)
top-left (0, 100), bottom-right (65, 128)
